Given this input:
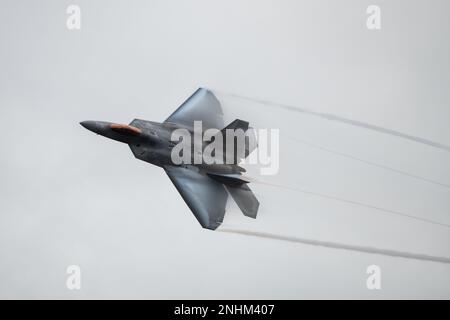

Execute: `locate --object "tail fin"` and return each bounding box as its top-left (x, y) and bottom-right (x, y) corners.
top-left (225, 184), bottom-right (259, 219)
top-left (207, 171), bottom-right (259, 219)
top-left (214, 119), bottom-right (257, 164)
top-left (222, 119), bottom-right (249, 132)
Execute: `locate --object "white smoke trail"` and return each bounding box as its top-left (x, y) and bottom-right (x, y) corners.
top-left (244, 178), bottom-right (450, 229)
top-left (215, 90), bottom-right (450, 153)
top-left (288, 136), bottom-right (450, 190)
top-left (215, 89), bottom-right (450, 264)
top-left (218, 228), bottom-right (450, 265)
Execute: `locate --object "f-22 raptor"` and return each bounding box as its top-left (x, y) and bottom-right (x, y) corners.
top-left (80, 88), bottom-right (259, 230)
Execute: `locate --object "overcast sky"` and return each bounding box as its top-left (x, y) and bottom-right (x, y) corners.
top-left (1, 0), bottom-right (449, 299)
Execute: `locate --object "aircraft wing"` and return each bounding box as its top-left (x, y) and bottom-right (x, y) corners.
top-left (164, 88), bottom-right (224, 130)
top-left (164, 165), bottom-right (228, 230)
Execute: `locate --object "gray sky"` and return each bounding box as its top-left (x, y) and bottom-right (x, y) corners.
top-left (0, 0), bottom-right (449, 299)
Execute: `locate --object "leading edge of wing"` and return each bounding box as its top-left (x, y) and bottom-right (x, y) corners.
top-left (164, 165), bottom-right (228, 230)
top-left (164, 88), bottom-right (224, 130)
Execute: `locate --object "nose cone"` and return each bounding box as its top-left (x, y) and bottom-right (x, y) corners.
top-left (80, 120), bottom-right (137, 144)
top-left (80, 120), bottom-right (111, 136)
top-left (80, 120), bottom-right (99, 133)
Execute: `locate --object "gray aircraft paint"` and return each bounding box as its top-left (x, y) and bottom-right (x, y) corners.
top-left (80, 88), bottom-right (259, 230)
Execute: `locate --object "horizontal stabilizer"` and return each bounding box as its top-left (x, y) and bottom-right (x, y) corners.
top-left (225, 184), bottom-right (259, 219)
top-left (207, 172), bottom-right (249, 187)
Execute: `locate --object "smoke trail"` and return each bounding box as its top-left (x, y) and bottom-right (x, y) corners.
top-left (288, 136), bottom-right (450, 190)
top-left (215, 90), bottom-right (450, 153)
top-left (246, 178), bottom-right (450, 229)
top-left (218, 228), bottom-right (450, 264)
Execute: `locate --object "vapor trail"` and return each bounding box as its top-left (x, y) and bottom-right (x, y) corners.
top-left (246, 178), bottom-right (450, 229)
top-left (219, 229), bottom-right (450, 264)
top-left (288, 136), bottom-right (450, 190)
top-left (215, 90), bottom-right (450, 153)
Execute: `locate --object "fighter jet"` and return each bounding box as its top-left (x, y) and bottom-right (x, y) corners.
top-left (80, 88), bottom-right (259, 230)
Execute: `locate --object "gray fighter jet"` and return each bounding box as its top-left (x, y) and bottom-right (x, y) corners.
top-left (80, 88), bottom-right (259, 230)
